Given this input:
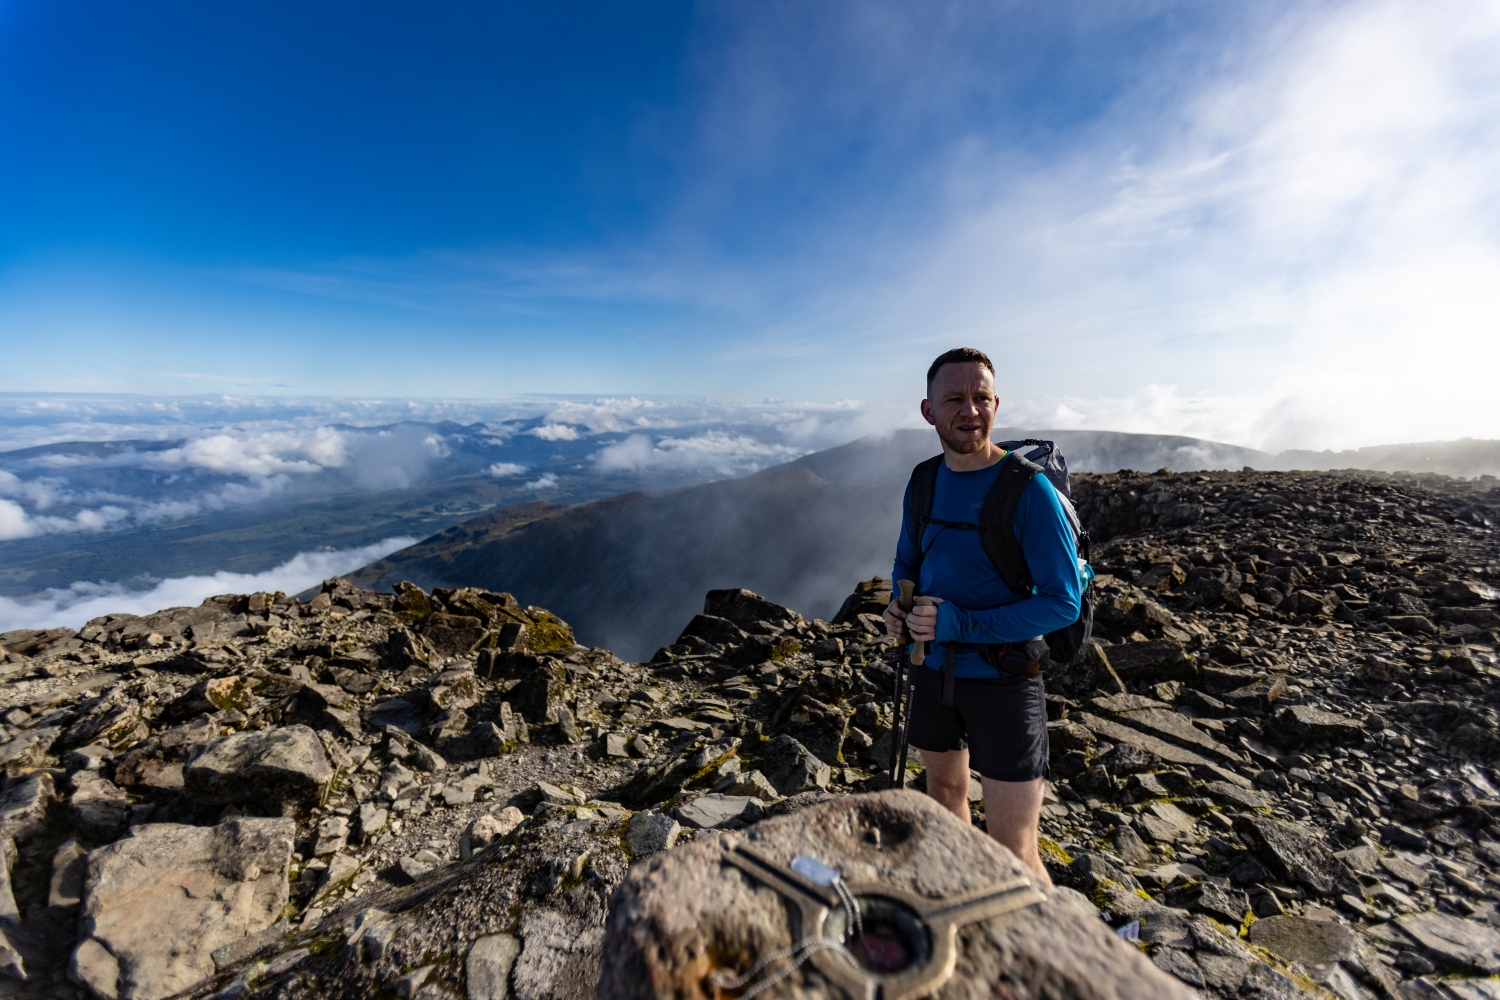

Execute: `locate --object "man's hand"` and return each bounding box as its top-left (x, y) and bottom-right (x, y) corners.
top-left (884, 597), bottom-right (945, 641)
top-left (882, 598), bottom-right (908, 639)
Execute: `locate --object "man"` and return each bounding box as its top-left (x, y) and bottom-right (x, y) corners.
top-left (883, 347), bottom-right (1082, 885)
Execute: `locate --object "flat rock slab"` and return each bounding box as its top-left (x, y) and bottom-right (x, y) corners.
top-left (599, 789), bottom-right (1194, 1000)
top-left (1249, 914), bottom-right (1360, 968)
top-left (1119, 708), bottom-right (1247, 766)
top-left (1267, 704), bottom-right (1366, 747)
top-left (1234, 815), bottom-right (1350, 897)
top-left (1076, 713), bottom-right (1251, 789)
top-left (71, 817), bottom-right (294, 1000)
top-left (676, 794), bottom-right (761, 830)
top-left (1398, 911), bottom-right (1500, 974)
top-left (184, 724), bottom-right (333, 812)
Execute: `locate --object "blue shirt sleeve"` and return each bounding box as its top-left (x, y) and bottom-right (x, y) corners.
top-left (892, 479), bottom-right (920, 587)
top-left (934, 474), bottom-right (1081, 643)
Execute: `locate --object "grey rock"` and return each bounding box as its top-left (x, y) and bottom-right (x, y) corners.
top-left (356, 803), bottom-right (389, 842)
top-left (467, 932), bottom-right (521, 1000)
top-left (0, 922), bottom-right (23, 981)
top-left (70, 817), bottom-right (294, 1000)
top-left (48, 838), bottom-right (87, 916)
top-left (0, 772), bottom-right (54, 844)
top-left (512, 908), bottom-right (605, 1000)
top-left (626, 811), bottom-right (680, 857)
top-left (1235, 814), bottom-right (1350, 897)
top-left (780, 695), bottom-right (847, 766)
top-left (1268, 704), bottom-right (1366, 747)
top-left (460, 807), bottom-right (525, 860)
top-left (184, 724), bottom-right (333, 812)
top-left (759, 735), bottom-right (831, 796)
top-left (395, 856), bottom-right (432, 884)
top-left (1152, 947), bottom-right (1206, 989)
top-left (68, 775), bottom-right (132, 841)
top-left (676, 794), bottom-right (761, 830)
top-left (1397, 911), bottom-right (1500, 974)
top-left (1189, 881), bottom-right (1251, 924)
top-left (312, 815), bottom-right (349, 856)
top-left (311, 853), bottom-right (360, 908)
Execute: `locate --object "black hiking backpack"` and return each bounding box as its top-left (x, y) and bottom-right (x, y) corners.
top-left (905, 438), bottom-right (1094, 666)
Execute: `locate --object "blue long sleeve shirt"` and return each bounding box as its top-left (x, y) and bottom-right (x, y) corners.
top-left (892, 453), bottom-right (1083, 678)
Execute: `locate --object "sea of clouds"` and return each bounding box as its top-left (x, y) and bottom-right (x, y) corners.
top-left (0, 535), bottom-right (416, 633)
top-left (0, 393), bottom-right (895, 542)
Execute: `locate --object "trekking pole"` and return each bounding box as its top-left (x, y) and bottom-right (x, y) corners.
top-left (892, 580), bottom-right (916, 788)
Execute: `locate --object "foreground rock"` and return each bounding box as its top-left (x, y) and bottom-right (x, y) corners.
top-left (600, 789), bottom-right (1192, 999)
top-left (70, 818), bottom-right (294, 1000)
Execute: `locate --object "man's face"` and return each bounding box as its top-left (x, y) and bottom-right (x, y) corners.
top-left (921, 362), bottom-right (998, 455)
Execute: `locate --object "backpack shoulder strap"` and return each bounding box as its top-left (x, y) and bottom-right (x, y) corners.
top-left (905, 455), bottom-right (943, 581)
top-left (978, 453), bottom-right (1042, 596)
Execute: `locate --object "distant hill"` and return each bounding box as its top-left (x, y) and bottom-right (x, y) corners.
top-left (1273, 439), bottom-right (1500, 479)
top-left (350, 428), bottom-right (1276, 658)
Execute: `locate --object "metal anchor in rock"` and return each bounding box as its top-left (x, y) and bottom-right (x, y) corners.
top-left (720, 844), bottom-right (1045, 1000)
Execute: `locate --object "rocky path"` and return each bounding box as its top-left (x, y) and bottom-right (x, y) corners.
top-left (0, 468), bottom-right (1494, 999)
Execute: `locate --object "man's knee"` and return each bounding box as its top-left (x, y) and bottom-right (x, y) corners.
top-left (927, 775), bottom-right (970, 802)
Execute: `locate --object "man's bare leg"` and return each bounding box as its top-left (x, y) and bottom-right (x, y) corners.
top-left (918, 750), bottom-right (1054, 886)
top-left (981, 776), bottom-right (1053, 886)
top-left (916, 748), bottom-right (971, 822)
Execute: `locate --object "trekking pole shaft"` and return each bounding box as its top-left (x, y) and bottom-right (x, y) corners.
top-left (891, 645), bottom-right (907, 786)
top-left (892, 580), bottom-right (916, 786)
top-left (895, 675), bottom-right (914, 789)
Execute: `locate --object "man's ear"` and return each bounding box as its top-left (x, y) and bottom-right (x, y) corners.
top-left (920, 398), bottom-right (936, 426)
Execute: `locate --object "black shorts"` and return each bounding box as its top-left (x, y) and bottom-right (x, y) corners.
top-left (906, 666), bottom-right (1050, 782)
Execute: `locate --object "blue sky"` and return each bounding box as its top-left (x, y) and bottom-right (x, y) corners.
top-left (2, 1), bottom-right (1499, 450)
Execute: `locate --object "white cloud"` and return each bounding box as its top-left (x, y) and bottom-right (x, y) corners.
top-left (858, 0), bottom-right (1500, 451)
top-left (0, 536), bottom-right (416, 633)
top-left (0, 499), bottom-right (34, 541)
top-left (594, 431), bottom-right (807, 477)
top-left (145, 426), bottom-right (350, 476)
top-left (525, 472), bottom-right (559, 490)
top-left (488, 462), bottom-right (527, 477)
top-left (528, 424), bottom-right (581, 441)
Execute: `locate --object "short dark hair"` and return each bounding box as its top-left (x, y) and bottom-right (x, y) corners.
top-left (926, 347), bottom-right (994, 393)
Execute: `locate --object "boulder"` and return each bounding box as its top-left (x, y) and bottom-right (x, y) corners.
top-left (466, 933), bottom-right (521, 1000)
top-left (703, 589), bottom-right (800, 630)
top-left (1267, 704), bottom-right (1366, 748)
top-left (759, 735), bottom-right (831, 796)
top-left (70, 818), bottom-right (294, 1000)
top-left (780, 695), bottom-right (847, 765)
top-left (676, 615), bottom-right (746, 648)
top-left (1397, 911), bottom-right (1500, 974)
top-left (1234, 815), bottom-right (1351, 897)
top-left (598, 790), bottom-right (1194, 999)
top-left (0, 772), bottom-right (54, 844)
top-left (676, 794), bottom-right (762, 830)
top-left (1101, 640), bottom-right (1194, 682)
top-left (68, 776), bottom-right (132, 842)
top-left (184, 724), bottom-right (333, 813)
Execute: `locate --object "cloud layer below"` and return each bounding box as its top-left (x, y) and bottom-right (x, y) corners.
top-left (0, 536), bottom-right (416, 633)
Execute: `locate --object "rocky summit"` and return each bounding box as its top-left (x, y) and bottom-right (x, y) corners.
top-left (0, 468), bottom-right (1495, 1000)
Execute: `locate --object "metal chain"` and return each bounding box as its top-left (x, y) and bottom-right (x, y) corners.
top-left (713, 871), bottom-right (863, 997)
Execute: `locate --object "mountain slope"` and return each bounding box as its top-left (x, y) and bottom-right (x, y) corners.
top-left (349, 428), bottom-right (1271, 657)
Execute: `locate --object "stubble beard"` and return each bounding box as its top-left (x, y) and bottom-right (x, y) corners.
top-left (938, 425), bottom-right (989, 455)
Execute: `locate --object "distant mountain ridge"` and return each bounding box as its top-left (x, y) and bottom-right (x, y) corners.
top-left (346, 428), bottom-right (1261, 657)
top-left (350, 427), bottom-right (1500, 659)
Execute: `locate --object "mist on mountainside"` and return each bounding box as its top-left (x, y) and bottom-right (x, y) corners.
top-left (351, 427), bottom-right (1500, 660)
top-left (349, 428), bottom-right (1264, 658)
